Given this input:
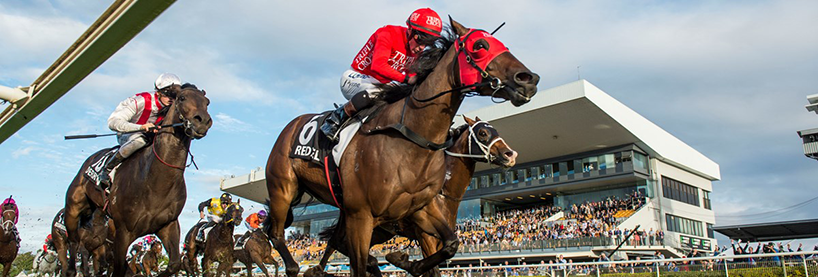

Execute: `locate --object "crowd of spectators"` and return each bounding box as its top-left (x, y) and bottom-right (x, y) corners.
top-left (282, 192), bottom-right (650, 262)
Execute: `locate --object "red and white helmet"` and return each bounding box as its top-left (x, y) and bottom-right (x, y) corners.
top-left (406, 8), bottom-right (442, 37)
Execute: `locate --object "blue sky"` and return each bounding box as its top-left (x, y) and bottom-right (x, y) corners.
top-left (1, 0), bottom-right (817, 253)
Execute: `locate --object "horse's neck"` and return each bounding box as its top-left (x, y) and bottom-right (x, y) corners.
top-left (403, 49), bottom-right (462, 144)
top-left (150, 106), bottom-right (191, 171)
top-left (442, 135), bottom-right (477, 203)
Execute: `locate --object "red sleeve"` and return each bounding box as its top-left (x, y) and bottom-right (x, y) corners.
top-left (369, 29), bottom-right (407, 83)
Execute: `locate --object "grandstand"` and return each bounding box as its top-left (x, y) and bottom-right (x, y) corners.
top-left (221, 79), bottom-right (720, 265)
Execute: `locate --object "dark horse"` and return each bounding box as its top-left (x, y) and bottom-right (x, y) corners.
top-left (233, 230), bottom-right (280, 277)
top-left (64, 83), bottom-right (212, 277)
top-left (52, 208), bottom-right (114, 277)
top-left (0, 200), bottom-right (18, 277)
top-left (199, 202), bottom-right (243, 277)
top-left (141, 241), bottom-right (163, 276)
top-left (264, 18), bottom-right (538, 277)
top-left (305, 116), bottom-right (516, 277)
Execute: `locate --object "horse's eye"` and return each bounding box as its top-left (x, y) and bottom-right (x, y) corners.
top-left (179, 96), bottom-right (186, 101)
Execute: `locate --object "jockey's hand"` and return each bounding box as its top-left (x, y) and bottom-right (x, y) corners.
top-left (407, 74), bottom-right (418, 85)
top-left (141, 123), bottom-right (157, 133)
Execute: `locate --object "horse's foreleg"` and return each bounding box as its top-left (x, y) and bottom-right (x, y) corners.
top-left (391, 224), bottom-right (457, 277)
top-left (56, 243), bottom-right (70, 277)
top-left (111, 230), bottom-right (134, 277)
top-left (267, 195), bottom-right (299, 277)
top-left (155, 221), bottom-right (182, 277)
top-left (345, 214), bottom-right (376, 277)
top-left (64, 208), bottom-right (82, 277)
top-left (2, 262), bottom-right (11, 277)
top-left (250, 252), bottom-right (269, 277)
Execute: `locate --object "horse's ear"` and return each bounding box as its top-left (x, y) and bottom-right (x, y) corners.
top-left (475, 116), bottom-right (482, 122)
top-left (463, 115), bottom-right (476, 126)
top-left (449, 16), bottom-right (468, 37)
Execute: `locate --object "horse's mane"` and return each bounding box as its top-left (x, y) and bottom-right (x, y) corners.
top-left (378, 26), bottom-right (457, 103)
top-left (448, 123), bottom-right (470, 143)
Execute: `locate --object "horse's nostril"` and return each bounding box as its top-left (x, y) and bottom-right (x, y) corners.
top-left (194, 115), bottom-right (203, 122)
top-left (515, 72), bottom-right (532, 83)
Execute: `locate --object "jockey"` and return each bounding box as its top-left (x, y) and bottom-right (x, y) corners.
top-left (196, 192), bottom-right (233, 241)
top-left (35, 234), bottom-right (54, 264)
top-left (98, 73), bottom-right (182, 190)
top-left (236, 210), bottom-right (267, 247)
top-left (320, 8), bottom-right (443, 140)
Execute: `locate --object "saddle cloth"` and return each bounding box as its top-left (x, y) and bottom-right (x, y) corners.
top-left (53, 210), bottom-right (67, 236)
top-left (84, 147), bottom-right (120, 185)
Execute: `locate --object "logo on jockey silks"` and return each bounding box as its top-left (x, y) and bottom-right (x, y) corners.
top-left (426, 16), bottom-right (442, 28)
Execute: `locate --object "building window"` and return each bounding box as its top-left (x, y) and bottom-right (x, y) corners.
top-left (703, 190), bottom-right (712, 210)
top-left (706, 223), bottom-right (715, 239)
top-left (666, 214), bottom-right (704, 237)
top-left (480, 175), bottom-right (490, 189)
top-left (492, 173), bottom-right (502, 187)
top-left (662, 176), bottom-right (700, 207)
top-left (530, 166), bottom-right (541, 180)
top-left (468, 178), bottom-right (477, 190)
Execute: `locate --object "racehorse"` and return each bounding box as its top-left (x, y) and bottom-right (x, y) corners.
top-left (180, 249), bottom-right (197, 277)
top-left (264, 18), bottom-right (538, 277)
top-left (200, 202), bottom-right (243, 277)
top-left (141, 241), bottom-right (164, 276)
top-left (233, 230), bottom-right (279, 277)
top-left (0, 200), bottom-right (19, 277)
top-left (305, 116), bottom-right (516, 277)
top-left (33, 249), bottom-right (60, 277)
top-left (127, 244), bottom-right (144, 276)
top-left (63, 83), bottom-right (212, 277)
top-left (52, 209), bottom-right (114, 277)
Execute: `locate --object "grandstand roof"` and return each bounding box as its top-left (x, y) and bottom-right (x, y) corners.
top-left (458, 79), bottom-right (720, 180)
top-left (222, 79), bottom-right (720, 203)
top-left (714, 219), bottom-right (818, 242)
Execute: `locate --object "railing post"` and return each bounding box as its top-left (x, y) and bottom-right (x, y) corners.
top-left (723, 258), bottom-right (729, 277)
top-left (596, 264), bottom-right (600, 277)
top-left (805, 257), bottom-right (810, 277)
top-left (655, 261), bottom-right (660, 277)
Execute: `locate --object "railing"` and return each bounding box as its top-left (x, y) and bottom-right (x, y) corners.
top-left (323, 236), bottom-right (666, 263)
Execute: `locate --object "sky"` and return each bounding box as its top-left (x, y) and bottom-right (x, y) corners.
top-left (0, 0), bottom-right (817, 254)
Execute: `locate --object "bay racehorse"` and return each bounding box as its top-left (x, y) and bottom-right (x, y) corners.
top-left (141, 241), bottom-right (163, 276)
top-left (306, 116), bottom-right (516, 277)
top-left (52, 208), bottom-right (113, 277)
top-left (233, 230), bottom-right (279, 277)
top-left (200, 202), bottom-right (243, 277)
top-left (64, 83), bottom-right (212, 277)
top-left (33, 249), bottom-right (60, 277)
top-left (0, 199), bottom-right (19, 277)
top-left (264, 18), bottom-right (538, 277)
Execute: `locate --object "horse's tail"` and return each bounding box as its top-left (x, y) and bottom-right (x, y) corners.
top-left (318, 213), bottom-right (343, 242)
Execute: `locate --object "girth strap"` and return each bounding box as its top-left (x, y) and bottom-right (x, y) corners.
top-left (365, 123), bottom-right (453, 151)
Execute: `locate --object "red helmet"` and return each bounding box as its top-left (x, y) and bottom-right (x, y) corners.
top-left (406, 8), bottom-right (442, 37)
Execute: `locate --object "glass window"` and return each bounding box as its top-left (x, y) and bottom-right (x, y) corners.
top-left (703, 190), bottom-right (712, 210)
top-left (542, 164), bottom-right (551, 178)
top-left (491, 173), bottom-right (501, 187)
top-left (706, 223), bottom-right (715, 238)
top-left (567, 161), bottom-right (575, 175)
top-left (480, 175), bottom-right (489, 189)
top-left (552, 163), bottom-right (561, 177)
top-left (530, 166), bottom-right (541, 180)
top-left (468, 178), bottom-right (477, 190)
top-left (662, 176), bottom-right (700, 207)
top-left (666, 214), bottom-right (705, 237)
top-left (633, 152), bottom-right (647, 170)
top-left (505, 170), bottom-right (516, 184)
top-left (518, 168), bottom-right (530, 182)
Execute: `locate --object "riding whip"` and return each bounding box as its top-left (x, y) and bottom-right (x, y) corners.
top-left (490, 22), bottom-right (506, 35)
top-left (64, 123), bottom-right (185, 140)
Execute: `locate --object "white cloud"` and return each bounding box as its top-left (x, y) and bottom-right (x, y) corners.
top-left (12, 146), bottom-right (36, 158)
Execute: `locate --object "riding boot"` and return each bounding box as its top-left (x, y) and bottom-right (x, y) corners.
top-left (320, 104), bottom-right (351, 141)
top-left (98, 152), bottom-right (124, 192)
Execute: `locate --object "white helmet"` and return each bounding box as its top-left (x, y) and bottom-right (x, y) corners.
top-left (154, 73), bottom-right (181, 90)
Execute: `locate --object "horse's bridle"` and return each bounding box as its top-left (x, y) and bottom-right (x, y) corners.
top-left (444, 121), bottom-right (504, 163)
top-left (152, 91), bottom-right (202, 170)
top-left (2, 209), bottom-right (16, 232)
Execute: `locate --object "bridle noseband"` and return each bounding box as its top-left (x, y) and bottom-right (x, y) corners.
top-left (2, 209), bottom-right (16, 232)
top-left (152, 91), bottom-right (204, 170)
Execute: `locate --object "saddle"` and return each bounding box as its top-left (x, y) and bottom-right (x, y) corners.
top-left (84, 147), bottom-right (120, 186)
top-left (53, 210), bottom-right (67, 236)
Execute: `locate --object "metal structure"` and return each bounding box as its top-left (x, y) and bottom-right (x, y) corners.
top-left (798, 94), bottom-right (818, 160)
top-left (0, 0), bottom-right (177, 145)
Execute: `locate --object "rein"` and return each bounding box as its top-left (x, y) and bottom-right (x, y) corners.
top-left (152, 100), bottom-right (200, 170)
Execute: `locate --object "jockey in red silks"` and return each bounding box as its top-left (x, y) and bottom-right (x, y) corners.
top-left (98, 73), bottom-right (182, 190)
top-left (321, 8), bottom-right (443, 140)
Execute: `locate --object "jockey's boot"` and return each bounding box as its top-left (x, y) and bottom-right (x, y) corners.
top-left (320, 104), bottom-right (352, 141)
top-left (236, 232), bottom-right (251, 248)
top-left (99, 152), bottom-right (124, 193)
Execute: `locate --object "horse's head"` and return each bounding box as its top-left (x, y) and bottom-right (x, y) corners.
top-left (224, 200), bottom-right (244, 227)
top-left (450, 18), bottom-right (539, 106)
top-left (1, 201), bottom-right (17, 232)
top-left (168, 83), bottom-right (212, 139)
top-left (150, 241), bottom-right (162, 254)
top-left (458, 116), bottom-right (517, 168)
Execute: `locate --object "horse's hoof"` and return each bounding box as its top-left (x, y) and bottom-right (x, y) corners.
top-left (303, 266), bottom-right (324, 277)
top-left (385, 251), bottom-right (410, 268)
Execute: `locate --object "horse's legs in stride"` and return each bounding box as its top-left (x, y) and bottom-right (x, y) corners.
top-left (56, 242), bottom-right (70, 277)
top-left (267, 195), bottom-right (299, 277)
top-left (250, 252), bottom-right (269, 277)
top-left (345, 213), bottom-right (375, 277)
top-left (111, 229), bottom-right (134, 277)
top-left (155, 221), bottom-right (182, 277)
top-left (63, 207), bottom-right (83, 277)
